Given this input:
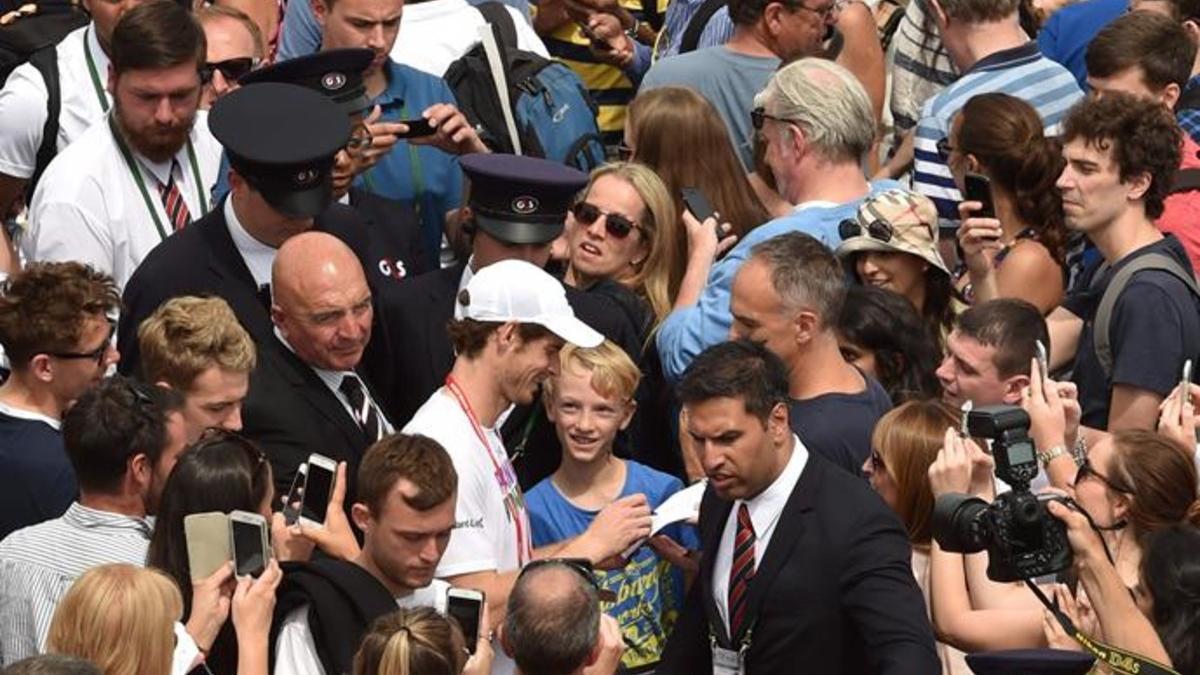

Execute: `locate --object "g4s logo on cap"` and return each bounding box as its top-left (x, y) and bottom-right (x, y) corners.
top-left (321, 72), bottom-right (347, 91)
top-left (293, 168), bottom-right (320, 187)
top-left (511, 196), bottom-right (539, 215)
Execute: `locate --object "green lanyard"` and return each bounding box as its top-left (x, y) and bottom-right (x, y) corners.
top-left (83, 26), bottom-right (110, 113)
top-left (107, 114), bottom-right (207, 242)
top-left (363, 102), bottom-right (425, 215)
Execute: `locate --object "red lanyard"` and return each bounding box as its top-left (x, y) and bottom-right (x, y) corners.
top-left (444, 375), bottom-right (531, 565)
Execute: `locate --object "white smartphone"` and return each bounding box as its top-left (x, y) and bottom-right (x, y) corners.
top-left (1183, 359), bottom-right (1193, 394)
top-left (282, 463), bottom-right (307, 526)
top-left (446, 588), bottom-right (485, 654)
top-left (1035, 339), bottom-right (1049, 377)
top-left (299, 453), bottom-right (337, 529)
top-left (228, 510), bottom-right (270, 579)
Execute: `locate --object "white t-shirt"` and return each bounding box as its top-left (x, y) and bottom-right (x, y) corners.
top-left (390, 0), bottom-right (549, 77)
top-left (0, 24), bottom-right (111, 179)
top-left (273, 579), bottom-right (450, 675)
top-left (403, 389), bottom-right (533, 577)
top-left (21, 111), bottom-right (222, 290)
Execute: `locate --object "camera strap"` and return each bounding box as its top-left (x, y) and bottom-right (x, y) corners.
top-left (1023, 580), bottom-right (1181, 675)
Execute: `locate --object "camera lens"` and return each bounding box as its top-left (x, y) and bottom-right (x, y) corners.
top-left (931, 494), bottom-right (991, 553)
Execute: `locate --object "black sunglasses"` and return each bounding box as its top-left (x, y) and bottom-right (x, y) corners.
top-left (47, 319), bottom-right (116, 365)
top-left (1074, 457), bottom-right (1131, 494)
top-left (838, 218), bottom-right (893, 243)
top-left (202, 57), bottom-right (258, 85)
top-left (936, 137), bottom-right (956, 159)
top-left (570, 202), bottom-right (641, 239)
top-left (346, 124), bottom-right (374, 155)
top-left (751, 106), bottom-right (785, 131)
top-left (192, 428), bottom-right (268, 467)
top-left (520, 558), bottom-right (617, 602)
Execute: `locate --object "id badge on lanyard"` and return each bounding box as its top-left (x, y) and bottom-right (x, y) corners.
top-left (713, 645), bottom-right (746, 675)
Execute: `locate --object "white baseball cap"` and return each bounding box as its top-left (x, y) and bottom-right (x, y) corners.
top-left (459, 260), bottom-right (604, 348)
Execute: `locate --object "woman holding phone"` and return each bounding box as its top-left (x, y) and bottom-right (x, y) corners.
top-left (945, 93), bottom-right (1067, 314)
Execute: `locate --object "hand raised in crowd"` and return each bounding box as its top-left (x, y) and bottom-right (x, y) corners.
top-left (352, 105), bottom-right (405, 173)
top-left (956, 200), bottom-right (1004, 278)
top-left (682, 210), bottom-right (738, 265)
top-left (584, 12), bottom-right (635, 68)
top-left (186, 561), bottom-right (235, 654)
top-left (581, 493), bottom-right (652, 565)
top-left (1158, 382), bottom-right (1200, 454)
top-left (463, 601), bottom-right (496, 675)
top-left (411, 104), bottom-right (489, 156)
top-left (1023, 357), bottom-right (1067, 452)
top-left (232, 559), bottom-right (283, 644)
top-left (292, 461), bottom-right (362, 561)
top-left (581, 614), bottom-right (626, 675)
top-left (929, 428), bottom-right (994, 499)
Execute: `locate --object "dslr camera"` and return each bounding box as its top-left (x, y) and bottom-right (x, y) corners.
top-left (930, 405), bottom-right (1072, 582)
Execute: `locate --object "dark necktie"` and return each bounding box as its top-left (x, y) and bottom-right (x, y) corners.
top-left (158, 160), bottom-right (191, 231)
top-left (728, 503), bottom-right (756, 639)
top-left (339, 374), bottom-right (382, 443)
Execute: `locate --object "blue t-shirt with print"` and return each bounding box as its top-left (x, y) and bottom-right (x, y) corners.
top-left (526, 460), bottom-right (699, 670)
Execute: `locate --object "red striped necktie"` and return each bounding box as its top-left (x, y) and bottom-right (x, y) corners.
top-left (158, 161), bottom-right (192, 231)
top-left (728, 502), bottom-right (756, 639)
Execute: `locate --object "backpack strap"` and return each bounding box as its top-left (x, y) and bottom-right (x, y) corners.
top-left (679, 0), bottom-right (726, 54)
top-left (1176, 83), bottom-right (1200, 114)
top-left (26, 45), bottom-right (59, 197)
top-left (475, 1), bottom-right (518, 49)
top-left (1091, 252), bottom-right (1200, 379)
top-left (1170, 167), bottom-right (1200, 195)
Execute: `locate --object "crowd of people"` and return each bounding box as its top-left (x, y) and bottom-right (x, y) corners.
top-left (2, 0), bottom-right (1200, 671)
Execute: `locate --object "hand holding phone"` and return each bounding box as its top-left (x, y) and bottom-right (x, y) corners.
top-left (299, 454), bottom-right (337, 529)
top-left (681, 187), bottom-right (716, 224)
top-left (1036, 340), bottom-right (1049, 379)
top-left (447, 588), bottom-right (486, 654)
top-left (229, 510), bottom-right (271, 579)
top-left (396, 118), bottom-right (436, 139)
top-left (962, 172), bottom-right (996, 221)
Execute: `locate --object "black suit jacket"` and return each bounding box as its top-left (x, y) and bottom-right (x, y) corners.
top-left (658, 451), bottom-right (939, 675)
top-left (117, 198), bottom-right (398, 406)
top-left (240, 333), bottom-right (391, 502)
top-left (349, 187), bottom-right (431, 286)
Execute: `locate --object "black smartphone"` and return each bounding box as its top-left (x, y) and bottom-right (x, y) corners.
top-left (396, 118), bottom-right (436, 139)
top-left (963, 172), bottom-right (996, 220)
top-left (681, 187), bottom-right (716, 224)
top-left (447, 589), bottom-right (485, 654)
top-left (576, 20), bottom-right (608, 48)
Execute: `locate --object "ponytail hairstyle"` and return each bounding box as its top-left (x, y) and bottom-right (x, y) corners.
top-left (353, 607), bottom-right (466, 675)
top-left (1142, 524), bottom-right (1200, 675)
top-left (956, 93), bottom-right (1068, 264)
top-left (1108, 431), bottom-right (1200, 546)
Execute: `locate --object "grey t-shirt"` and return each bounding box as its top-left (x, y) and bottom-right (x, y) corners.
top-left (642, 46), bottom-right (780, 168)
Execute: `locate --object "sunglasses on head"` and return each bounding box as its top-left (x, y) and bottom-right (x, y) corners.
top-left (193, 428), bottom-right (268, 467)
top-left (201, 57), bottom-right (258, 85)
top-left (838, 217), bottom-right (893, 243)
top-left (570, 201), bottom-right (641, 239)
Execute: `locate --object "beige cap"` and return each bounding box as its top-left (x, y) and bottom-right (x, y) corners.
top-left (835, 188), bottom-right (949, 276)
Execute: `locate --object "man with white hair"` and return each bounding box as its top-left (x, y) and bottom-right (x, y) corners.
top-left (656, 58), bottom-right (903, 383)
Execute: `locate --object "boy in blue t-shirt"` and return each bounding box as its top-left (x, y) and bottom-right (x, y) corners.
top-left (525, 340), bottom-right (698, 670)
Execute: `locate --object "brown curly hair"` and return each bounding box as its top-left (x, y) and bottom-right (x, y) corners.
top-left (0, 262), bottom-right (120, 367)
top-left (956, 93), bottom-right (1068, 264)
top-left (1060, 93), bottom-right (1182, 220)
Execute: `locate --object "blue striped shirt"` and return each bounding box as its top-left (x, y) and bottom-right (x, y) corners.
top-left (912, 42), bottom-right (1083, 225)
top-left (654, 0), bottom-right (735, 60)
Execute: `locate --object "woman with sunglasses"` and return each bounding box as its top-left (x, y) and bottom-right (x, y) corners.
top-left (836, 187), bottom-right (958, 353)
top-left (947, 93), bottom-right (1067, 314)
top-left (862, 399), bottom-right (972, 674)
top-left (147, 431), bottom-right (354, 674)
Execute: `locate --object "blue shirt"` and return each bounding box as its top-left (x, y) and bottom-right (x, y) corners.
top-left (526, 460), bottom-right (698, 669)
top-left (654, 1), bottom-right (734, 60)
top-left (0, 409), bottom-right (74, 540)
top-left (656, 179), bottom-right (903, 383)
top-left (356, 60), bottom-right (464, 265)
top-left (913, 43), bottom-right (1082, 224)
top-left (1037, 0), bottom-right (1127, 90)
top-left (277, 0), bottom-right (532, 62)
top-left (1179, 75), bottom-right (1200, 146)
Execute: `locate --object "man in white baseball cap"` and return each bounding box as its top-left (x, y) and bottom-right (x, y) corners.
top-left (402, 259), bottom-right (652, 675)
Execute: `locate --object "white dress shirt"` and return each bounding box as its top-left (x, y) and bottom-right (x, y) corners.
top-left (711, 434), bottom-right (809, 635)
top-left (0, 24), bottom-right (110, 179)
top-left (22, 112), bottom-right (222, 290)
top-left (224, 196), bottom-right (277, 287)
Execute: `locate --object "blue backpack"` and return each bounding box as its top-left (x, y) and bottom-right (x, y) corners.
top-left (444, 3), bottom-right (605, 172)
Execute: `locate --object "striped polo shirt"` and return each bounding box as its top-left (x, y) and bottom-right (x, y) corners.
top-left (912, 42), bottom-right (1083, 226)
top-left (0, 503), bottom-right (152, 665)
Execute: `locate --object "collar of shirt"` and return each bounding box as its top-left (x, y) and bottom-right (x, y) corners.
top-left (737, 434), bottom-right (809, 538)
top-left (225, 196), bottom-right (277, 287)
top-left (452, 255), bottom-right (477, 320)
top-left (136, 152), bottom-right (176, 188)
top-left (63, 501), bottom-right (154, 538)
top-left (0, 400), bottom-right (61, 430)
top-left (373, 59), bottom-right (410, 109)
top-left (793, 200), bottom-right (839, 212)
top-left (963, 41), bottom-right (1041, 76)
top-left (273, 325), bottom-right (360, 403)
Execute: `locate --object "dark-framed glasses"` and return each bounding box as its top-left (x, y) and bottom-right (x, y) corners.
top-left (570, 202), bottom-right (641, 239)
top-left (936, 137), bottom-right (956, 159)
top-left (201, 57), bottom-right (258, 85)
top-left (346, 125), bottom-right (374, 156)
top-left (46, 319), bottom-right (116, 365)
top-left (1074, 457), bottom-right (1132, 495)
top-left (751, 106), bottom-right (786, 131)
top-left (838, 217), bottom-right (894, 243)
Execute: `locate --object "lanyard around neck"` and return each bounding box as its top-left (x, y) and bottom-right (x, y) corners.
top-left (83, 26), bottom-right (110, 113)
top-left (107, 113), bottom-right (207, 242)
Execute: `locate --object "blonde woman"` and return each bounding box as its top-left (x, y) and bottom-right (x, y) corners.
top-left (353, 607), bottom-right (492, 675)
top-left (563, 162), bottom-right (679, 333)
top-left (47, 562), bottom-right (281, 675)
